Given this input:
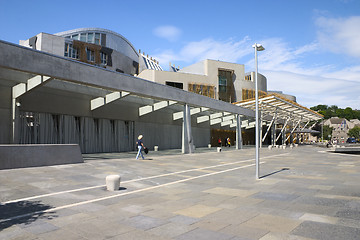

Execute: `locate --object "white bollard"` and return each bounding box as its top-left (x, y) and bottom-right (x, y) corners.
top-left (106, 175), bottom-right (121, 191)
top-left (217, 147), bottom-right (222, 152)
top-left (282, 145), bottom-right (286, 149)
top-left (268, 145), bottom-right (272, 150)
top-left (154, 146), bottom-right (158, 151)
top-left (208, 144), bottom-right (212, 149)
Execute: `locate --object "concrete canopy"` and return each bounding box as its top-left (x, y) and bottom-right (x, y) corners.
top-left (0, 40), bottom-right (254, 118)
top-left (0, 40), bottom-right (255, 154)
top-left (236, 94), bottom-right (323, 123)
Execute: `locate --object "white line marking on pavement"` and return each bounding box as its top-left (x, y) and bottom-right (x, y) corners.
top-left (0, 161), bottom-right (266, 224)
top-left (2, 153), bottom-right (290, 205)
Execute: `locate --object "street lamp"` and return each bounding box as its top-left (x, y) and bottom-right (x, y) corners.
top-left (253, 43), bottom-right (265, 179)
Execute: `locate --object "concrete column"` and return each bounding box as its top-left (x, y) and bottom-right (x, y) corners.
top-left (271, 123), bottom-right (275, 146)
top-left (236, 114), bottom-right (243, 149)
top-left (182, 104), bottom-right (194, 154)
top-left (11, 96), bottom-right (21, 144)
top-left (290, 121), bottom-right (294, 144)
top-left (260, 112), bottom-right (263, 148)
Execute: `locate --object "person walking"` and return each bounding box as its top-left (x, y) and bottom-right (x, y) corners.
top-left (136, 135), bottom-right (146, 160)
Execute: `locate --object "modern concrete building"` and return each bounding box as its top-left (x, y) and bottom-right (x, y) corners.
top-left (0, 27), bottom-right (322, 166)
top-left (19, 28), bottom-right (163, 76)
top-left (139, 60), bottom-right (268, 104)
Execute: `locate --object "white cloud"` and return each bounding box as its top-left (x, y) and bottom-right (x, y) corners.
top-left (316, 16), bottom-right (360, 58)
top-left (153, 25), bottom-right (182, 42)
top-left (154, 37), bottom-right (252, 66)
top-left (322, 65), bottom-right (360, 82)
top-left (264, 71), bottom-right (360, 109)
top-left (246, 38), bottom-right (324, 76)
top-left (151, 34), bottom-right (360, 109)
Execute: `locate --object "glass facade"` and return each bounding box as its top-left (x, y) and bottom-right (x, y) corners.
top-left (218, 70), bottom-right (234, 102)
top-left (67, 32), bottom-right (104, 45)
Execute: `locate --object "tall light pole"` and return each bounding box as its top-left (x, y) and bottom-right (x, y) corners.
top-left (253, 43), bottom-right (265, 179)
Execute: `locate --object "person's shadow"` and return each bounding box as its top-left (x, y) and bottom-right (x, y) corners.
top-left (0, 200), bottom-right (57, 231)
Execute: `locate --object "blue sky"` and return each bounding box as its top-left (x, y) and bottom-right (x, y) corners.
top-left (1, 0), bottom-right (359, 109)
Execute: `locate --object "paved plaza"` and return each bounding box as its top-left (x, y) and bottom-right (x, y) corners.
top-left (0, 145), bottom-right (360, 239)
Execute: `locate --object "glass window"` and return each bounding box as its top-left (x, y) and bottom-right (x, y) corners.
top-left (64, 43), bottom-right (79, 59)
top-left (95, 33), bottom-right (101, 45)
top-left (86, 48), bottom-right (95, 62)
top-left (219, 75), bottom-right (227, 92)
top-left (80, 33), bottom-right (86, 42)
top-left (87, 33), bottom-right (94, 43)
top-left (64, 43), bottom-right (69, 57)
top-left (100, 52), bottom-right (107, 65)
top-left (71, 34), bottom-right (79, 40)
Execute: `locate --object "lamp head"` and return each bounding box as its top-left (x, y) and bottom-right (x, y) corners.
top-left (252, 43), bottom-right (265, 51)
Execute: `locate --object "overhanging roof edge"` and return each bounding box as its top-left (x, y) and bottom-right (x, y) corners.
top-left (0, 40), bottom-right (254, 117)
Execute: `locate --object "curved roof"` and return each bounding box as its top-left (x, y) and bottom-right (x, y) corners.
top-left (55, 28), bottom-right (139, 60)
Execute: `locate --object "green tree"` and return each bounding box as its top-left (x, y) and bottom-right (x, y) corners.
top-left (310, 104), bottom-right (360, 120)
top-left (311, 122), bottom-right (332, 140)
top-left (323, 125), bottom-right (333, 140)
top-left (348, 126), bottom-right (360, 139)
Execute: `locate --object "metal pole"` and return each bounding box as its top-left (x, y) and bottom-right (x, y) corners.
top-left (254, 44), bottom-right (260, 180)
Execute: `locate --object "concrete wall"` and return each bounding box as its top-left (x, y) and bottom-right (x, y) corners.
top-left (139, 70), bottom-right (209, 90)
top-left (20, 33), bottom-right (65, 56)
top-left (111, 50), bottom-right (138, 75)
top-left (37, 33), bottom-right (65, 56)
top-left (180, 60), bottom-right (206, 75)
top-left (139, 59), bottom-right (247, 102)
top-left (0, 144), bottom-right (83, 170)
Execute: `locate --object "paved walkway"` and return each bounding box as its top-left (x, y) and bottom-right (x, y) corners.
top-left (0, 145), bottom-right (360, 239)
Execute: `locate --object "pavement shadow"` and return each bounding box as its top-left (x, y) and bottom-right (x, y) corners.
top-left (260, 168), bottom-right (290, 179)
top-left (0, 200), bottom-right (57, 231)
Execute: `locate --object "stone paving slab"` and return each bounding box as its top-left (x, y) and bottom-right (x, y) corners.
top-left (0, 145), bottom-right (360, 239)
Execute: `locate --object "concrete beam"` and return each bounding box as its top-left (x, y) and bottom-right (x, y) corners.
top-left (91, 91), bottom-right (130, 110)
top-left (173, 106), bottom-right (208, 120)
top-left (197, 115), bottom-right (210, 124)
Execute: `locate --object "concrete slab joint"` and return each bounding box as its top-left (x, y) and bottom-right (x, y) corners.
top-left (106, 175), bottom-right (121, 191)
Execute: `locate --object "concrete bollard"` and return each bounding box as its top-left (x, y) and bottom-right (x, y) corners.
top-left (106, 175), bottom-right (121, 191)
top-left (290, 144), bottom-right (294, 149)
top-left (282, 145), bottom-right (286, 149)
top-left (217, 147), bottom-right (222, 152)
top-left (268, 145), bottom-right (272, 150)
top-left (154, 146), bottom-right (158, 151)
top-left (208, 144), bottom-right (211, 149)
